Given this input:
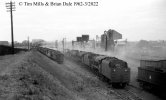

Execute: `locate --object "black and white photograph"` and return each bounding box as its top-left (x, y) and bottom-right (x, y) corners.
top-left (0, 0), bottom-right (166, 100)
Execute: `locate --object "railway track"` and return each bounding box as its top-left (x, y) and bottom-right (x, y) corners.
top-left (111, 87), bottom-right (143, 100)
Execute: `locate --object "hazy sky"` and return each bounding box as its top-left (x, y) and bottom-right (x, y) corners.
top-left (0, 0), bottom-right (166, 42)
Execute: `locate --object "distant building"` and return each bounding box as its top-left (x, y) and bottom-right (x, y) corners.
top-left (101, 29), bottom-right (122, 50)
top-left (0, 41), bottom-right (9, 46)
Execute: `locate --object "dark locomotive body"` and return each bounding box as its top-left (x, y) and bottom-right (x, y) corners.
top-left (100, 57), bottom-right (130, 87)
top-left (137, 59), bottom-right (166, 90)
top-left (67, 49), bottom-right (130, 88)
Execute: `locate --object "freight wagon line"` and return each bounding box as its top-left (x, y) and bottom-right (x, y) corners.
top-left (36, 47), bottom-right (64, 64)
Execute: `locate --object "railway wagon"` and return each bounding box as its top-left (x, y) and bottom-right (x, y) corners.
top-left (82, 52), bottom-right (98, 67)
top-left (80, 52), bottom-right (90, 63)
top-left (38, 47), bottom-right (48, 55)
top-left (70, 50), bottom-right (79, 57)
top-left (88, 53), bottom-right (100, 67)
top-left (101, 57), bottom-right (130, 87)
top-left (46, 48), bottom-right (52, 57)
top-left (137, 59), bottom-right (166, 90)
top-left (37, 47), bottom-right (64, 64)
top-left (77, 51), bottom-right (87, 62)
top-left (51, 50), bottom-right (64, 64)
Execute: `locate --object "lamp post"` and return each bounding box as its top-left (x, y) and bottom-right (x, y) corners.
top-left (6, 1), bottom-right (15, 54)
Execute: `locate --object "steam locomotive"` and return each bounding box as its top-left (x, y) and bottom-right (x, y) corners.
top-left (66, 49), bottom-right (130, 88)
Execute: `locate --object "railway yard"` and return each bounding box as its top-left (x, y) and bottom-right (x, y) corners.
top-left (0, 48), bottom-right (164, 100)
top-left (1, 0), bottom-right (166, 100)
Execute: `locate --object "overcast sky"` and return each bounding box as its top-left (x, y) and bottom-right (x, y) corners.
top-left (0, 0), bottom-right (166, 42)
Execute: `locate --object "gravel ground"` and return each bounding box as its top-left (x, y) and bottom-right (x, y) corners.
top-left (0, 51), bottom-right (121, 100)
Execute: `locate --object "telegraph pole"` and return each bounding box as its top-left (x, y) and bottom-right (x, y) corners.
top-left (96, 35), bottom-right (98, 48)
top-left (63, 38), bottom-right (66, 53)
top-left (104, 31), bottom-right (108, 51)
top-left (93, 39), bottom-right (95, 50)
top-left (62, 38), bottom-right (64, 53)
top-left (55, 40), bottom-right (58, 49)
top-left (72, 40), bottom-right (74, 49)
top-left (6, 1), bottom-right (15, 54)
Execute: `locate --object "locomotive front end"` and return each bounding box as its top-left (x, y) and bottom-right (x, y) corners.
top-left (101, 57), bottom-right (130, 88)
